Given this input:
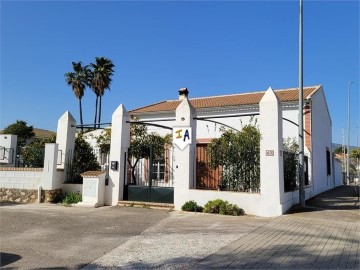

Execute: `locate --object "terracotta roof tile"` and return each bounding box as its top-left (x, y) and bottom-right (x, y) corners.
top-left (130, 86), bottom-right (321, 114)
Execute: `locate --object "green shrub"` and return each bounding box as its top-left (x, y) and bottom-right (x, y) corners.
top-left (62, 192), bottom-right (82, 205)
top-left (181, 200), bottom-right (203, 212)
top-left (204, 199), bottom-right (245, 216)
top-left (204, 199), bottom-right (226, 214)
top-left (226, 203), bottom-right (245, 216)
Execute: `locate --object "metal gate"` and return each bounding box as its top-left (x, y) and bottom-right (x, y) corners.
top-left (123, 145), bottom-right (174, 204)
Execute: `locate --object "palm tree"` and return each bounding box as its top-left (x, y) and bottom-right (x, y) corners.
top-left (90, 57), bottom-right (115, 129)
top-left (65, 62), bottom-right (92, 132)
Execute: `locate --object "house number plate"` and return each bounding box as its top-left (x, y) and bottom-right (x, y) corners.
top-left (266, 150), bottom-right (274, 156)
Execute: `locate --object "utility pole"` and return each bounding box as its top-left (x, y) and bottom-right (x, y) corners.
top-left (342, 128), bottom-right (346, 174)
top-left (298, 0), bottom-right (305, 207)
top-left (347, 81), bottom-right (355, 185)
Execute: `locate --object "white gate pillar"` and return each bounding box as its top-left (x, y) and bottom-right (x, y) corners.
top-left (42, 143), bottom-right (60, 190)
top-left (173, 98), bottom-right (197, 209)
top-left (106, 104), bottom-right (130, 206)
top-left (56, 111), bottom-right (76, 170)
top-left (258, 87), bottom-right (284, 217)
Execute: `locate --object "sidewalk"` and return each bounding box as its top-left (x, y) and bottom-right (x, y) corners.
top-left (195, 184), bottom-right (360, 269)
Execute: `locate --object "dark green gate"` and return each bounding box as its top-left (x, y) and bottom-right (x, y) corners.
top-left (123, 146), bottom-right (174, 204)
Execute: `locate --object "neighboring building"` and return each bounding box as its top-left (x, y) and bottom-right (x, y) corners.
top-left (129, 85), bottom-right (336, 196)
top-left (83, 128), bottom-right (110, 167)
top-left (26, 128), bottom-right (56, 145)
top-left (32, 128), bottom-right (56, 140)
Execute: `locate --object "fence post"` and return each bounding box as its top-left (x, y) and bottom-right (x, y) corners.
top-left (106, 104), bottom-right (130, 206)
top-left (258, 87), bottom-right (284, 217)
top-left (173, 98), bottom-right (197, 209)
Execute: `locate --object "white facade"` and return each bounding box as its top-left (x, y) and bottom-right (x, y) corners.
top-left (125, 86), bottom-right (337, 216)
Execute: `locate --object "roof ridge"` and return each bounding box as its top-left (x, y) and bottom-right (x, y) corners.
top-left (129, 85), bottom-right (323, 113)
top-left (165, 85), bottom-right (321, 102)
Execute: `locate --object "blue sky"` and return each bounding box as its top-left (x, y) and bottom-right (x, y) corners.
top-left (1, 0), bottom-right (359, 145)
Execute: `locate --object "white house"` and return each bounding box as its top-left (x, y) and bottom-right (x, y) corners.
top-left (126, 85), bottom-right (339, 211)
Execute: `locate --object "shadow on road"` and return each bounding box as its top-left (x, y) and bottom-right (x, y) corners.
top-left (0, 252), bottom-right (21, 267)
top-left (287, 184), bottom-right (360, 214)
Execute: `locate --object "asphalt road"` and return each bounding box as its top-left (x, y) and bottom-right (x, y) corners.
top-left (0, 203), bottom-right (169, 269)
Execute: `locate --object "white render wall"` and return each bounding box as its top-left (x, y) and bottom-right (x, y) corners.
top-left (333, 159), bottom-right (343, 187)
top-left (107, 104), bottom-right (130, 205)
top-left (187, 189), bottom-right (261, 215)
top-left (0, 168), bottom-right (43, 189)
top-left (309, 88), bottom-right (333, 194)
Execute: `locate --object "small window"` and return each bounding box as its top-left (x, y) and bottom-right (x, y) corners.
top-left (152, 158), bottom-right (165, 181)
top-left (326, 148), bottom-right (331, 175)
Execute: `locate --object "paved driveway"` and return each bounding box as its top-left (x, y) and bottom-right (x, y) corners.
top-left (0, 203), bottom-right (169, 269)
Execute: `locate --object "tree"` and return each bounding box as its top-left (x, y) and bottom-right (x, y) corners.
top-left (283, 137), bottom-right (299, 192)
top-left (22, 135), bottom-right (56, 167)
top-left (1, 120), bottom-right (35, 147)
top-left (350, 148), bottom-right (360, 159)
top-left (207, 119), bottom-right (261, 192)
top-left (67, 134), bottom-right (100, 183)
top-left (333, 146), bottom-right (344, 155)
top-left (90, 57), bottom-right (115, 129)
top-left (127, 125), bottom-right (171, 184)
top-left (65, 62), bottom-right (92, 132)
top-left (96, 128), bottom-right (112, 154)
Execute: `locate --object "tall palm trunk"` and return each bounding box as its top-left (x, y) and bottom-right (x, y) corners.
top-left (94, 95), bottom-right (98, 129)
top-left (97, 95), bottom-right (102, 129)
top-left (79, 98), bottom-right (84, 132)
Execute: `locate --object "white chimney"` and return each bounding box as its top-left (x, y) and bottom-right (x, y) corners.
top-left (178, 88), bottom-right (189, 100)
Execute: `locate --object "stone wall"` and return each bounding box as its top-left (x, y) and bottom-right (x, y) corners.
top-left (42, 189), bottom-right (62, 203)
top-left (0, 188), bottom-right (63, 203)
top-left (0, 188), bottom-right (37, 203)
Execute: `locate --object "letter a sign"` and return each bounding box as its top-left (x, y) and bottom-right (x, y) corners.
top-left (173, 127), bottom-right (192, 150)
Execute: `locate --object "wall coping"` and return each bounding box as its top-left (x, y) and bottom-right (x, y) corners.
top-left (0, 167), bottom-right (43, 172)
top-left (81, 171), bottom-right (105, 177)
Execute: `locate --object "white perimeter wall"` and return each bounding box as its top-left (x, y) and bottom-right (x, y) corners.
top-left (187, 189), bottom-right (261, 216)
top-left (0, 168), bottom-right (43, 189)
